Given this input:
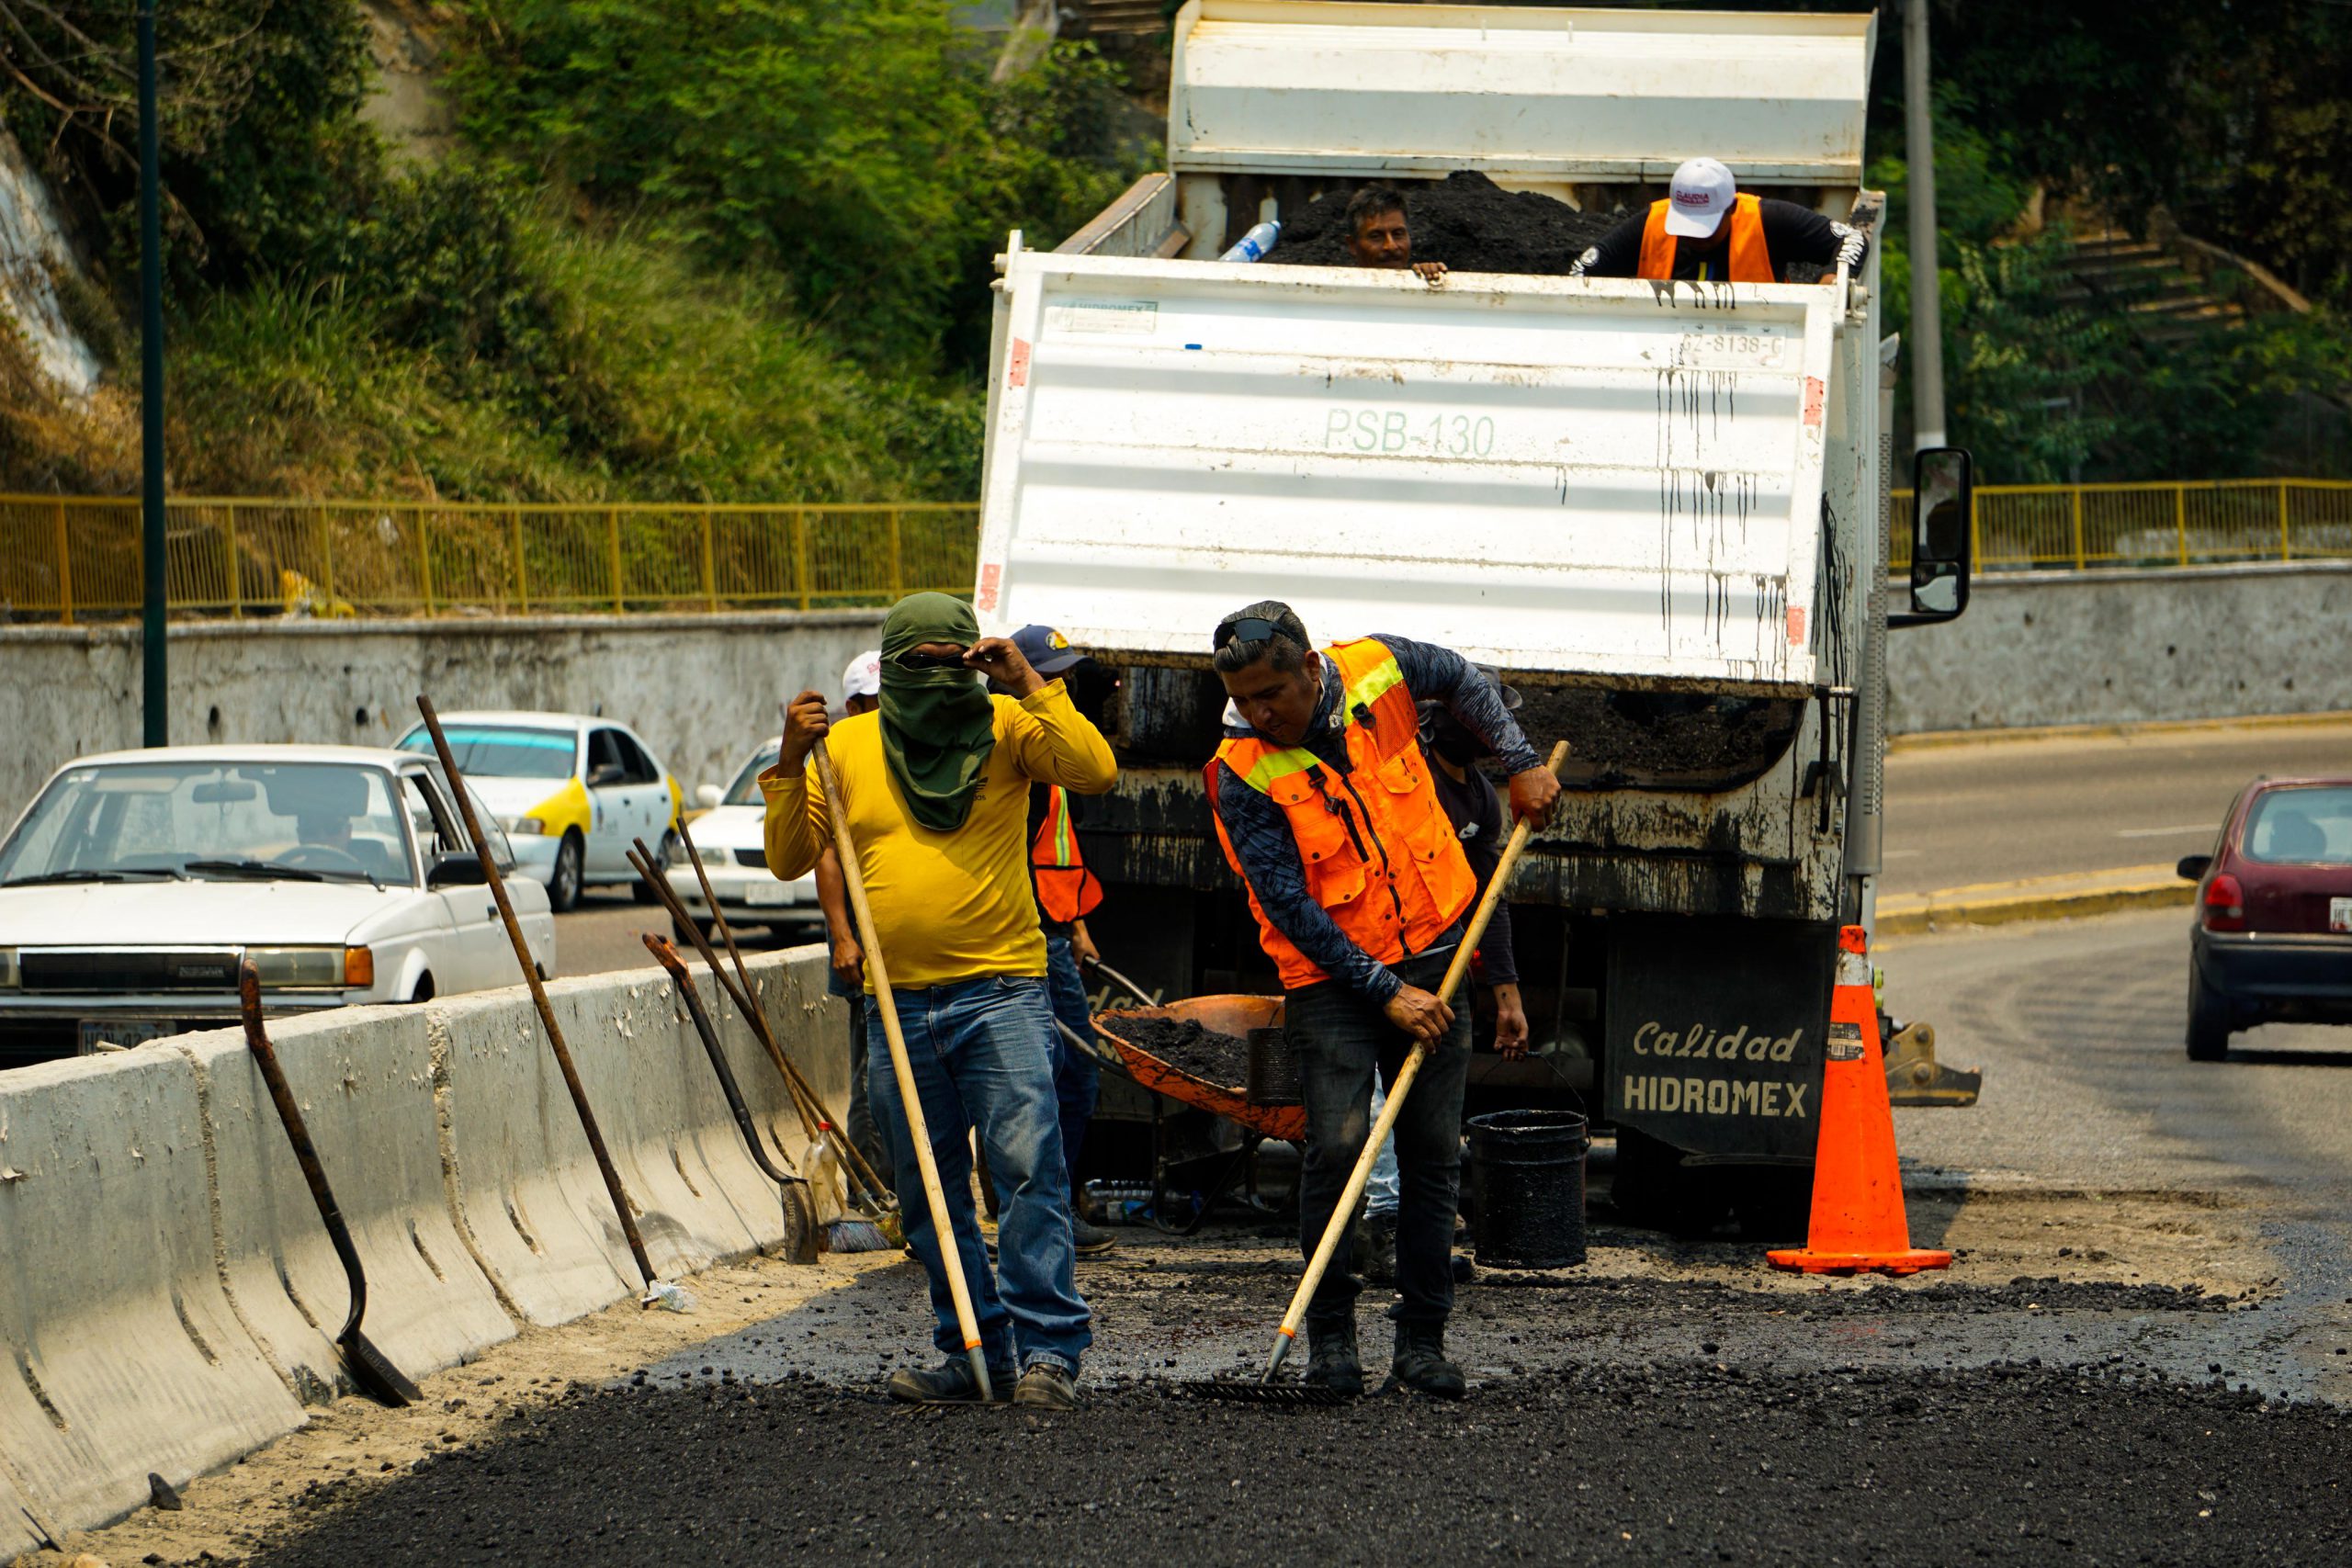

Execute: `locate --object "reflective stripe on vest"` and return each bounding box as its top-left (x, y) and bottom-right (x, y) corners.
top-left (1207, 638), bottom-right (1477, 991)
top-left (1637, 193), bottom-right (1774, 283)
top-left (1030, 784), bottom-right (1102, 924)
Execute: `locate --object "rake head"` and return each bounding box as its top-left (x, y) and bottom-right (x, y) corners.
top-left (1179, 1379), bottom-right (1353, 1407)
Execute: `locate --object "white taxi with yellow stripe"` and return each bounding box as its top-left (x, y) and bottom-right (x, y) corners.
top-left (394, 712), bottom-right (683, 912)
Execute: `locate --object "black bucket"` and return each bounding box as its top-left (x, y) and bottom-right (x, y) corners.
top-left (1467, 1109), bottom-right (1590, 1269)
top-left (1245, 1026), bottom-right (1300, 1106)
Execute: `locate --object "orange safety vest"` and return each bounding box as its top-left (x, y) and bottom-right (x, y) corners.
top-left (1030, 784), bottom-right (1102, 925)
top-left (1638, 192), bottom-right (1775, 283)
top-left (1206, 638), bottom-right (1478, 991)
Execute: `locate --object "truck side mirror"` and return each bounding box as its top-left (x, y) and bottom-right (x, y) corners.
top-left (1894, 447), bottom-right (1972, 626)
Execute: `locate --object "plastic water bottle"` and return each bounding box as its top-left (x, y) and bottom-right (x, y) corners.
top-left (1220, 220), bottom-right (1281, 263)
top-left (808, 1123), bottom-right (844, 1227)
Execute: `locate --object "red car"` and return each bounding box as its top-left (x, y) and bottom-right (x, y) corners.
top-left (2178, 778), bottom-right (2352, 1061)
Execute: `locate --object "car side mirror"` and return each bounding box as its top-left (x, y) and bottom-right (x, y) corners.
top-left (1892, 446), bottom-right (1973, 627)
top-left (427, 852), bottom-right (489, 888)
top-left (586, 762), bottom-right (626, 787)
top-left (2176, 853), bottom-right (2211, 883)
top-left (695, 784), bottom-right (724, 810)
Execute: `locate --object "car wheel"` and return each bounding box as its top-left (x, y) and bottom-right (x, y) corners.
top-left (673, 912), bottom-right (713, 948)
top-left (548, 832), bottom-right (585, 914)
top-left (2187, 967), bottom-right (2231, 1062)
top-left (409, 974), bottom-right (435, 1003)
top-left (633, 830), bottom-right (678, 906)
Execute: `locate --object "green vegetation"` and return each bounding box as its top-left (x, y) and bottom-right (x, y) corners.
top-left (0, 0), bottom-right (1148, 501)
top-left (1861, 5), bottom-right (2352, 481)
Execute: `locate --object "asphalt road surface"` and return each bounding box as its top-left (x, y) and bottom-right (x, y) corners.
top-left (213, 905), bottom-right (2352, 1568)
top-left (1880, 717), bottom-right (2352, 896)
top-left (552, 887), bottom-right (820, 978)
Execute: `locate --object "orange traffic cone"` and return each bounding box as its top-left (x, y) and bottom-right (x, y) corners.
top-left (1766, 925), bottom-right (1951, 1277)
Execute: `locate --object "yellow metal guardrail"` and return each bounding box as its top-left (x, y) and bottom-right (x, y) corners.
top-left (5, 482), bottom-right (2347, 625)
top-left (1890, 479), bottom-right (2352, 574)
top-left (0, 498), bottom-right (979, 624)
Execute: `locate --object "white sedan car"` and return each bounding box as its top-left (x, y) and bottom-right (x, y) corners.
top-left (393, 711), bottom-right (682, 913)
top-left (0, 746), bottom-right (553, 1069)
top-left (669, 740), bottom-right (821, 942)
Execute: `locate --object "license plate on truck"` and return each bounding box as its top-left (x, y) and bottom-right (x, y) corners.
top-left (743, 882), bottom-right (789, 908)
top-left (77, 1017), bottom-right (177, 1053)
top-left (2332, 897), bottom-right (2352, 934)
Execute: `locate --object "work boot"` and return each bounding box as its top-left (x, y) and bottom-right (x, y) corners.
top-left (1304, 1319), bottom-right (1364, 1398)
top-left (1070, 1215), bottom-right (1117, 1258)
top-left (886, 1357), bottom-right (1013, 1405)
top-left (1012, 1362), bottom-right (1080, 1410)
top-left (1362, 1212), bottom-right (1399, 1285)
top-left (1391, 1323), bottom-right (1466, 1400)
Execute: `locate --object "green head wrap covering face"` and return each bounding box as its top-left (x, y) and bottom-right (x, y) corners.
top-left (876, 592), bottom-right (997, 832)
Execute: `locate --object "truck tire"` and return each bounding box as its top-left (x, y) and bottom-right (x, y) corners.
top-left (1730, 1165), bottom-right (1815, 1244)
top-left (2186, 969), bottom-right (2231, 1062)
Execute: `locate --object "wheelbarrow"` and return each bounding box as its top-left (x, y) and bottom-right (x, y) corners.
top-left (1091, 996), bottom-right (1305, 1234)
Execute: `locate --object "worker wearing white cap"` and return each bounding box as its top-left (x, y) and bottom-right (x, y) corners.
top-left (1569, 156), bottom-right (1866, 284)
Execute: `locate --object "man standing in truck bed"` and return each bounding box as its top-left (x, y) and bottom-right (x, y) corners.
top-left (1569, 155), bottom-right (1866, 283)
top-left (1205, 601), bottom-right (1557, 1398)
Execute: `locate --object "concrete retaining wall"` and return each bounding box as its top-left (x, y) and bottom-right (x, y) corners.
top-left (4, 564), bottom-right (2343, 812)
top-left (1886, 561), bottom-right (2352, 734)
top-left (0, 946), bottom-right (846, 1544)
top-left (0, 609), bottom-right (886, 816)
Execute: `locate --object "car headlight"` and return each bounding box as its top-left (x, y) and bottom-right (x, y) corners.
top-left (0, 948), bottom-right (17, 988)
top-left (506, 816), bottom-right (547, 837)
top-left (247, 945), bottom-right (373, 989)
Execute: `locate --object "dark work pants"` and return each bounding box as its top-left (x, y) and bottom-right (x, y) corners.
top-left (1287, 948), bottom-right (1471, 1333)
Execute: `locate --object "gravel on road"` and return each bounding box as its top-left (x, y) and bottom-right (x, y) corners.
top-left (246, 1366), bottom-right (2351, 1568)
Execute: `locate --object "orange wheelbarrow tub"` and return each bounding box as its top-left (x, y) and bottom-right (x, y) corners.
top-left (1092, 995), bottom-right (1307, 1145)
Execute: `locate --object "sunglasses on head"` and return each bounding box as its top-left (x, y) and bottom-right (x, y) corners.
top-left (1213, 615), bottom-right (1283, 653)
top-left (892, 649), bottom-right (968, 671)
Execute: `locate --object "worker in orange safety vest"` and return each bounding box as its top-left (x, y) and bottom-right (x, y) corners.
top-left (1569, 156), bottom-right (1868, 284)
top-left (1012, 624), bottom-right (1119, 1258)
top-left (1204, 600), bottom-right (1558, 1400)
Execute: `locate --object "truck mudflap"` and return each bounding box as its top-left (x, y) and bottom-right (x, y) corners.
top-left (1604, 913), bottom-right (1834, 1164)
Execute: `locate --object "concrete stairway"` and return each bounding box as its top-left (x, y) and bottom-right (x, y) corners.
top-left (2061, 230), bottom-right (2246, 347)
top-left (1069, 0), bottom-right (1169, 36)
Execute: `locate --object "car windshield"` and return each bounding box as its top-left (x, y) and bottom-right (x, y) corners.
top-left (722, 744), bottom-right (782, 807)
top-left (0, 761), bottom-right (414, 886)
top-left (2243, 786), bottom-right (2352, 866)
top-left (397, 725), bottom-right (575, 779)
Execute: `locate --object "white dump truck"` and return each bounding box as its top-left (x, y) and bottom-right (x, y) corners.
top-left (978, 1), bottom-right (1974, 1231)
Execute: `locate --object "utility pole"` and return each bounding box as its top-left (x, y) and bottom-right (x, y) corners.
top-left (1903, 0), bottom-right (1947, 453)
top-left (139, 0), bottom-right (168, 745)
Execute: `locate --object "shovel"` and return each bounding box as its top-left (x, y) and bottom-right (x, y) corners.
top-left (814, 740), bottom-right (996, 1402)
top-left (237, 963), bottom-right (422, 1408)
top-left (1193, 739), bottom-right (1567, 1406)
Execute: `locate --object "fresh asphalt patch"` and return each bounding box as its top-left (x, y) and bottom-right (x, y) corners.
top-left (247, 1366), bottom-right (2350, 1567)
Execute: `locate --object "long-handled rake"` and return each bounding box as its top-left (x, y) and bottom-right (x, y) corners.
top-left (1190, 740), bottom-right (1567, 1406)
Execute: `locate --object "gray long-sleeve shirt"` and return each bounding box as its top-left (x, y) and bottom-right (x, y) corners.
top-left (1212, 636), bottom-right (1541, 1003)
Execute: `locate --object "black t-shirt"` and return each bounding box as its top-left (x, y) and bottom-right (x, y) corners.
top-left (1428, 760), bottom-right (1519, 987)
top-left (1028, 782), bottom-right (1080, 937)
top-left (1570, 197), bottom-right (1868, 283)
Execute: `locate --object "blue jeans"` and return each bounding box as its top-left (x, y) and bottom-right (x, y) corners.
top-left (1364, 1075), bottom-right (1401, 1222)
top-left (865, 973), bottom-right (1091, 1374)
top-left (1044, 933), bottom-right (1101, 1188)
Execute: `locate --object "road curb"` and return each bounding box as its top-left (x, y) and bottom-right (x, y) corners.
top-left (1879, 879), bottom-right (2192, 935)
top-left (1890, 709), bottom-right (2352, 753)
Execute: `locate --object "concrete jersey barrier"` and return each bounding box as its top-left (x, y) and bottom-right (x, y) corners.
top-left (0, 945), bottom-right (845, 1541)
top-left (0, 1050), bottom-right (306, 1540)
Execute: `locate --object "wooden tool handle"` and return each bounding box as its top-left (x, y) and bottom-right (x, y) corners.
top-left (1266, 739), bottom-right (1568, 1379)
top-left (812, 742), bottom-right (995, 1401)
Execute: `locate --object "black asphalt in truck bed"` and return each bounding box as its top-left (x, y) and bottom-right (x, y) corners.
top-left (1276, 171), bottom-right (1626, 275)
top-left (247, 1366), bottom-right (2350, 1567)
